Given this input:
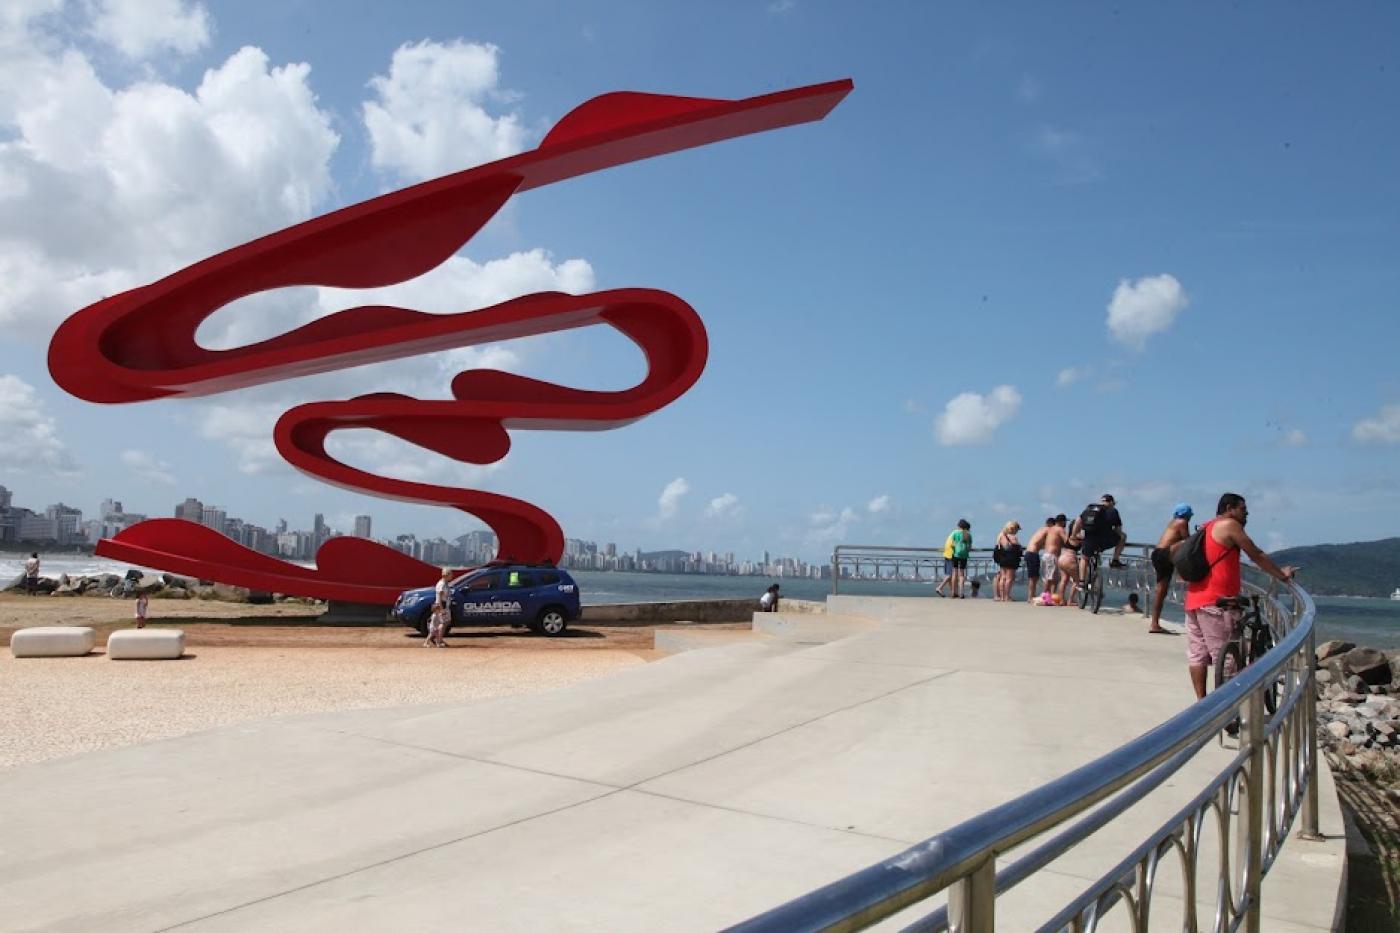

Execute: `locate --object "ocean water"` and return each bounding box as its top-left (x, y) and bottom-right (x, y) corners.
top-left (6, 554), bottom-right (1397, 649)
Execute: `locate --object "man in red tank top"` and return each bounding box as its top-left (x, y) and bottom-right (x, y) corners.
top-left (1184, 493), bottom-right (1297, 700)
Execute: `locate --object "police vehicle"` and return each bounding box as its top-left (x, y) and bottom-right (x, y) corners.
top-left (391, 564), bottom-right (582, 637)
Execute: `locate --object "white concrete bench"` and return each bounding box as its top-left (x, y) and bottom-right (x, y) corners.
top-left (10, 626), bottom-right (97, 658)
top-left (107, 629), bottom-right (185, 660)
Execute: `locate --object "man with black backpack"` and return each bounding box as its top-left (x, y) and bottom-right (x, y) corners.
top-left (1073, 493), bottom-right (1126, 583)
top-left (1181, 493), bottom-right (1297, 700)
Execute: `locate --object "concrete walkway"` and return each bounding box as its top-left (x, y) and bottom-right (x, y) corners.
top-left (0, 596), bottom-right (1345, 931)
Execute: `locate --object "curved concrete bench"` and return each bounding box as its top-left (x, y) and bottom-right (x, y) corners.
top-left (10, 626), bottom-right (97, 658)
top-left (107, 629), bottom-right (185, 660)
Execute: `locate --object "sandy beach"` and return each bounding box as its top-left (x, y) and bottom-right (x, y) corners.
top-left (0, 593), bottom-right (678, 770)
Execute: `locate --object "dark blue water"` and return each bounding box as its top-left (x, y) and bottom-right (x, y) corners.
top-left (572, 571), bottom-right (1400, 649)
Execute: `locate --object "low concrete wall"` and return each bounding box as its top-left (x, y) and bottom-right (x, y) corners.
top-left (582, 598), bottom-right (758, 626)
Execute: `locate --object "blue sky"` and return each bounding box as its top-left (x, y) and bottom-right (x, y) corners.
top-left (2, 1), bottom-right (1398, 562)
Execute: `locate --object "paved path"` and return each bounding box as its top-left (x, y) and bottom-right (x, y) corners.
top-left (0, 596), bottom-right (1345, 931)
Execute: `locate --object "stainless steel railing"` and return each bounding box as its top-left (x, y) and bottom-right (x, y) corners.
top-left (830, 545), bottom-right (1000, 594)
top-left (738, 553), bottom-right (1319, 932)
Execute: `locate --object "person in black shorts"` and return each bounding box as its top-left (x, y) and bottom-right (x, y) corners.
top-left (1075, 493), bottom-right (1125, 580)
top-left (1148, 503), bottom-right (1193, 633)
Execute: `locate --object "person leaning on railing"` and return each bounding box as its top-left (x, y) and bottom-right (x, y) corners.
top-left (1183, 492), bottom-right (1298, 700)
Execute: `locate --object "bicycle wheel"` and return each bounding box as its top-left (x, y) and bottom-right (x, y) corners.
top-left (1076, 562), bottom-right (1092, 610)
top-left (1214, 640), bottom-right (1244, 692)
top-left (1249, 627), bottom-right (1279, 714)
top-left (1090, 563), bottom-right (1105, 614)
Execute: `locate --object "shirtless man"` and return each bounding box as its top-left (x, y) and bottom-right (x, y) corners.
top-left (1148, 503), bottom-right (1193, 634)
top-left (1023, 518), bottom-right (1054, 604)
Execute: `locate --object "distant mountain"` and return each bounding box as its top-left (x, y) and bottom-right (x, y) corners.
top-left (1270, 537), bottom-right (1400, 597)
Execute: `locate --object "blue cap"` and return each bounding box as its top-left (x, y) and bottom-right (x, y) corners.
top-left (1173, 502), bottom-right (1194, 518)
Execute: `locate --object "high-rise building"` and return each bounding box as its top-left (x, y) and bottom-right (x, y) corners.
top-left (354, 515), bottom-right (372, 539)
top-left (99, 498), bottom-right (122, 519)
top-left (175, 497), bottom-right (203, 523)
top-left (201, 506), bottom-right (227, 535)
top-left (313, 513), bottom-right (327, 547)
top-left (0, 485), bottom-right (11, 510)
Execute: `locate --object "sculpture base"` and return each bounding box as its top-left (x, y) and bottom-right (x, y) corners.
top-left (321, 601), bottom-right (395, 626)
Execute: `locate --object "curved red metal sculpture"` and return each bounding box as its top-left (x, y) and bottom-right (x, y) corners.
top-left (47, 79), bottom-right (853, 604)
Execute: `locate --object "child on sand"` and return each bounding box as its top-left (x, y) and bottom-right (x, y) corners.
top-left (426, 600), bottom-right (448, 648)
top-left (135, 592), bottom-right (149, 629)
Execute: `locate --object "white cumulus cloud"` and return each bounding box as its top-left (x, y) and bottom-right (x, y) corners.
top-left (0, 30), bottom-right (339, 337)
top-left (87, 0), bottom-right (210, 60)
top-left (935, 385), bottom-right (1021, 446)
top-left (705, 493), bottom-right (741, 520)
top-left (1281, 429), bottom-right (1308, 448)
top-left (867, 494), bottom-right (890, 514)
top-left (806, 506), bottom-right (858, 548)
top-left (1106, 274), bottom-right (1188, 350)
top-left (657, 477), bottom-right (689, 521)
top-left (0, 374), bottom-right (79, 476)
top-left (364, 40), bottom-right (529, 183)
top-left (1056, 366), bottom-right (1090, 388)
top-left (1353, 404), bottom-right (1400, 445)
top-left (120, 448), bottom-right (175, 485)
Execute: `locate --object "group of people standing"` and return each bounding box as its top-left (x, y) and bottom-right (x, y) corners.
top-left (938, 491), bottom-right (1300, 700)
top-left (938, 494), bottom-right (1131, 609)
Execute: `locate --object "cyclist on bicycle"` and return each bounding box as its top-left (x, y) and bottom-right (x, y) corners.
top-left (1183, 492), bottom-right (1297, 700)
top-left (1072, 493), bottom-right (1126, 591)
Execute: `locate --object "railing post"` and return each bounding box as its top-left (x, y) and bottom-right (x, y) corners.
top-left (831, 548), bottom-right (839, 596)
top-left (1242, 687), bottom-right (1267, 932)
top-left (947, 859), bottom-right (996, 933)
top-left (1301, 624), bottom-right (1321, 838)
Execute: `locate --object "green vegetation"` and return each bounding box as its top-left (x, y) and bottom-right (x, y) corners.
top-left (1270, 537), bottom-right (1400, 597)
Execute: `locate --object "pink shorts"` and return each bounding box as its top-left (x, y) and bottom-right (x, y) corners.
top-left (1185, 605), bottom-right (1239, 667)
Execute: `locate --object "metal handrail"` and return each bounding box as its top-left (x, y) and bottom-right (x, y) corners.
top-left (732, 556), bottom-right (1319, 932)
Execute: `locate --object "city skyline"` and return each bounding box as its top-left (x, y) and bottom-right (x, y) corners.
top-left (2, 4), bottom-right (1399, 566)
top-left (0, 483), bottom-right (825, 578)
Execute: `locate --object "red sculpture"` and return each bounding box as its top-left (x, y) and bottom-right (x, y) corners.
top-left (48, 79), bottom-right (853, 604)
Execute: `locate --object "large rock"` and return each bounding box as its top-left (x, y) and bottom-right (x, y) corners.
top-left (1316, 640), bottom-right (1355, 664)
top-left (1343, 647), bottom-right (1393, 687)
top-left (211, 582), bottom-right (251, 603)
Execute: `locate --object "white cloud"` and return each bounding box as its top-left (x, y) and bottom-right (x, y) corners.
top-left (363, 40), bottom-right (528, 183)
top-left (1353, 404), bottom-right (1400, 445)
top-left (705, 493), bottom-right (741, 520)
top-left (1281, 429), bottom-right (1308, 448)
top-left (657, 477), bottom-right (689, 521)
top-left (0, 33), bottom-right (339, 338)
top-left (119, 448), bottom-right (175, 485)
top-left (902, 398), bottom-right (924, 414)
top-left (1032, 124), bottom-right (1099, 184)
top-left (935, 385), bottom-right (1021, 446)
top-left (196, 401), bottom-right (284, 474)
top-left (1106, 274), bottom-right (1188, 350)
top-left (1017, 75), bottom-right (1041, 103)
top-left (1056, 366), bottom-right (1090, 388)
top-left (806, 506), bottom-right (857, 548)
top-left (87, 0), bottom-right (210, 59)
top-left (0, 374), bottom-right (80, 476)
top-left (867, 494), bottom-right (890, 514)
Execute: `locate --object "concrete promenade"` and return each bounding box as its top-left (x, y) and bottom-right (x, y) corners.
top-left (0, 596), bottom-right (1345, 931)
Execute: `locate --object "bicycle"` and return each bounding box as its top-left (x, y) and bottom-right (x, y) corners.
top-left (1212, 594), bottom-right (1280, 715)
top-left (1076, 551), bottom-right (1105, 614)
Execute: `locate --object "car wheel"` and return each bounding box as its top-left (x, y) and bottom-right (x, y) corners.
top-left (536, 607), bottom-right (568, 637)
